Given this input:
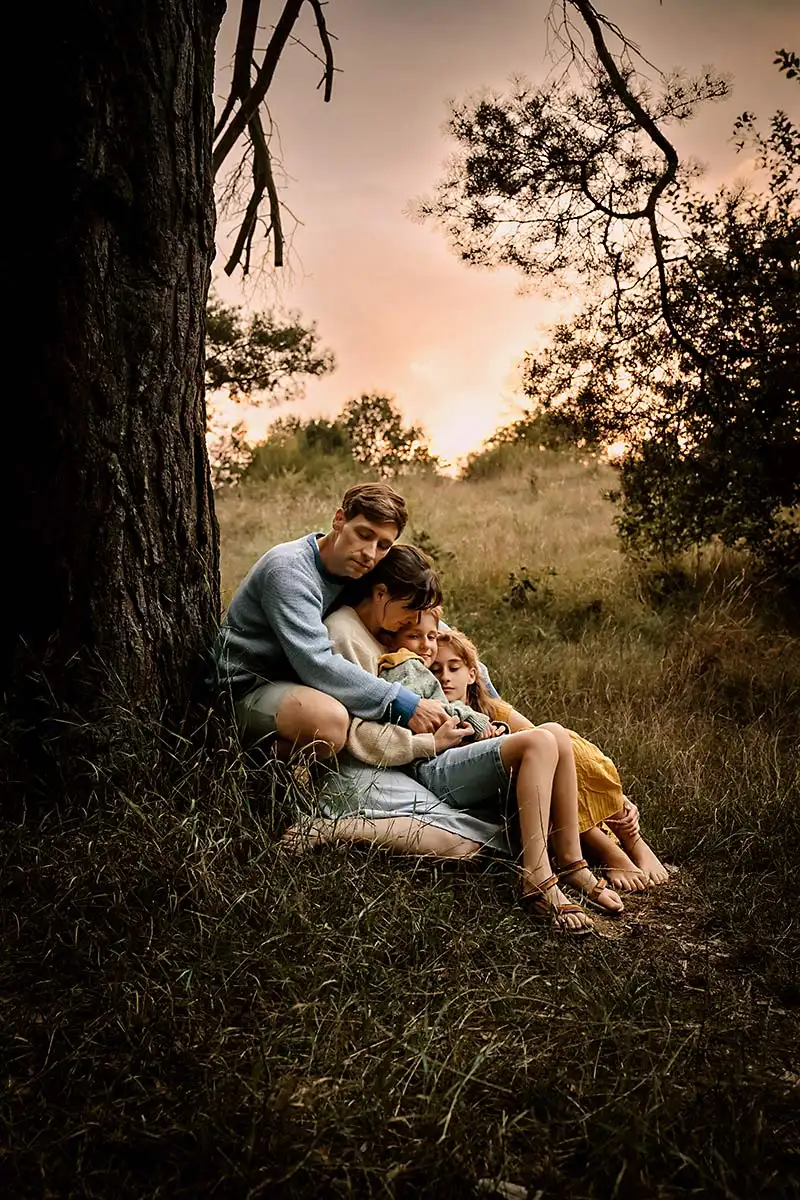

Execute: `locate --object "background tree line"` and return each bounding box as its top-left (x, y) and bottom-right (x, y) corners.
top-left (8, 0), bottom-right (798, 784)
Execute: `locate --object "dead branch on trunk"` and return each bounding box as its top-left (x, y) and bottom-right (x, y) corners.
top-left (214, 0), bottom-right (339, 276)
top-left (554, 0), bottom-right (713, 369)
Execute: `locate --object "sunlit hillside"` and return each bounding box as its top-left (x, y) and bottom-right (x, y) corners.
top-left (6, 451), bottom-right (797, 1198)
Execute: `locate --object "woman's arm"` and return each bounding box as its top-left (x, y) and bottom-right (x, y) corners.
top-left (325, 610), bottom-right (459, 765)
top-left (345, 719), bottom-right (435, 766)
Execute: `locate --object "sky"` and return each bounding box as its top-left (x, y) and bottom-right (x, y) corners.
top-left (211, 0), bottom-right (798, 465)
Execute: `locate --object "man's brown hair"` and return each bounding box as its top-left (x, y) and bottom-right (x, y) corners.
top-left (340, 482), bottom-right (408, 535)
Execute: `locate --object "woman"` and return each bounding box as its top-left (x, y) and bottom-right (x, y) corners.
top-left (290, 545), bottom-right (616, 932)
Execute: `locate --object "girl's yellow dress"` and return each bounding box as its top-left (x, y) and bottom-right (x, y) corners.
top-left (489, 700), bottom-right (623, 833)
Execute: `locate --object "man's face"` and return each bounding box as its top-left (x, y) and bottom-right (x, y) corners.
top-left (328, 509), bottom-right (399, 578)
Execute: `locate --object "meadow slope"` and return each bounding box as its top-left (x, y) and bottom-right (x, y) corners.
top-left (3, 452), bottom-right (798, 1198)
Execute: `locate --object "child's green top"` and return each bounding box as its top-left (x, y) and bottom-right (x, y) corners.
top-left (377, 648), bottom-right (492, 736)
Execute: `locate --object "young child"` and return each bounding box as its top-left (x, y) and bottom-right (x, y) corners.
top-left (428, 626), bottom-right (670, 891)
top-left (375, 606), bottom-right (505, 740)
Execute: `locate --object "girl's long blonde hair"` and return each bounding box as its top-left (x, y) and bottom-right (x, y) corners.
top-left (435, 628), bottom-right (504, 720)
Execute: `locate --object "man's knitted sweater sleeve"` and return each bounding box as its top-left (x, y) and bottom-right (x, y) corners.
top-left (264, 563), bottom-right (418, 724)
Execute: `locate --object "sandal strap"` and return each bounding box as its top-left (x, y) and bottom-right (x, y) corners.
top-left (520, 874), bottom-right (559, 905)
top-left (588, 878), bottom-right (609, 900)
top-left (531, 873), bottom-right (559, 895)
top-left (557, 858), bottom-right (589, 878)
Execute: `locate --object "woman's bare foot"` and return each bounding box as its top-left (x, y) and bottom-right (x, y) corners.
top-left (281, 821), bottom-right (337, 852)
top-left (581, 826), bottom-right (648, 892)
top-left (622, 836), bottom-right (671, 886)
top-left (557, 859), bottom-right (625, 916)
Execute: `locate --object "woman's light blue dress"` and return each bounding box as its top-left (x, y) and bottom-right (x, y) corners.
top-left (317, 744), bottom-right (513, 855)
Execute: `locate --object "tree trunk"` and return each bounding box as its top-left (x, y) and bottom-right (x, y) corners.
top-left (7, 0), bottom-right (226, 753)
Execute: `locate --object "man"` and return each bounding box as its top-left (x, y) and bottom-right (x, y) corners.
top-left (211, 481), bottom-right (451, 756)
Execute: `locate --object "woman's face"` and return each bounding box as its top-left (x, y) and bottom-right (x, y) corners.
top-left (372, 585), bottom-right (423, 632)
top-left (432, 643), bottom-right (476, 702)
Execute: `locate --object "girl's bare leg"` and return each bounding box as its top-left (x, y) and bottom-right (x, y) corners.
top-left (535, 723), bottom-right (625, 915)
top-left (500, 730), bottom-right (593, 932)
top-left (282, 816), bottom-right (481, 859)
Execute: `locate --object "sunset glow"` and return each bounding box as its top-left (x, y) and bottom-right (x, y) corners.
top-left (212, 0), bottom-right (793, 465)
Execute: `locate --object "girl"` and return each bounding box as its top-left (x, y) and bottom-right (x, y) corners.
top-left (429, 626), bottom-right (670, 891)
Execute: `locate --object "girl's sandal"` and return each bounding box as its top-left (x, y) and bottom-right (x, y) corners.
top-left (557, 858), bottom-right (624, 917)
top-left (521, 873), bottom-right (594, 935)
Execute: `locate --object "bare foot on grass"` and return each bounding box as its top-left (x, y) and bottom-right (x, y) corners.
top-left (603, 868), bottom-right (648, 893)
top-left (581, 826), bottom-right (648, 892)
top-left (624, 837), bottom-right (672, 886)
top-left (281, 821), bottom-right (336, 852)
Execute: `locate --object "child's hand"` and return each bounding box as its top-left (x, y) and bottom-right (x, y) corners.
top-left (475, 722), bottom-right (506, 740)
top-left (608, 797), bottom-right (640, 836)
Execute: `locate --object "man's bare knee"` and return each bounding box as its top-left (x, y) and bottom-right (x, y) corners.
top-left (321, 703), bottom-right (349, 755)
top-left (276, 688), bottom-right (349, 755)
top-left (302, 699), bottom-right (348, 756)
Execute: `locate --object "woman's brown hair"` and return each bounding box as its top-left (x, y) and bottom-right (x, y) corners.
top-left (354, 543), bottom-right (442, 611)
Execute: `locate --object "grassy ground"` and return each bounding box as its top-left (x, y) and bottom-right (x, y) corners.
top-left (3, 453), bottom-right (799, 1198)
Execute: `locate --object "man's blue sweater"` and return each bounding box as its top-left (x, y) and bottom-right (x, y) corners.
top-left (211, 533), bottom-right (419, 725)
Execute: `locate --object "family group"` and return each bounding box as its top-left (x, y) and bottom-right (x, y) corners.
top-left (210, 482), bottom-right (669, 935)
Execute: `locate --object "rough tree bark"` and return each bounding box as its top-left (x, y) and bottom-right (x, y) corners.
top-left (7, 0), bottom-right (226, 748)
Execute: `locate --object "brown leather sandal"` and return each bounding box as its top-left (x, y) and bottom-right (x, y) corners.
top-left (557, 858), bottom-right (624, 916)
top-left (521, 873), bottom-right (594, 935)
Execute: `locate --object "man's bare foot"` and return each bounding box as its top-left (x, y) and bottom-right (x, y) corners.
top-left (623, 836), bottom-right (671, 886)
top-left (557, 859), bottom-right (625, 916)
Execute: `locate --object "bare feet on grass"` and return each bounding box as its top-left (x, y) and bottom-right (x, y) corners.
top-left (581, 827), bottom-right (648, 893)
top-left (624, 836), bottom-right (672, 887)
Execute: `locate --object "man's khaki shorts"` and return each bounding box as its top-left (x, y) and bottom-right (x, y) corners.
top-left (234, 681), bottom-right (300, 741)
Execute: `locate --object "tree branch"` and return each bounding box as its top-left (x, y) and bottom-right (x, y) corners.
top-left (307, 0), bottom-right (335, 101)
top-left (569, 0), bottom-right (708, 369)
top-left (213, 0), bottom-right (304, 176)
top-left (224, 108), bottom-right (283, 275)
top-left (214, 0), bottom-right (338, 275)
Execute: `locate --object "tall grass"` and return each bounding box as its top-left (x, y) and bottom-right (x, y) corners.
top-left (3, 449), bottom-right (798, 1198)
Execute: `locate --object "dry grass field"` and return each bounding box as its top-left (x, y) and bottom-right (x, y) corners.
top-left (3, 450), bottom-right (799, 1198)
